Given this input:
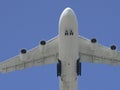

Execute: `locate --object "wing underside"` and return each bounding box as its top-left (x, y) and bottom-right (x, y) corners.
top-left (1, 35), bottom-right (120, 73)
top-left (78, 36), bottom-right (120, 65)
top-left (0, 37), bottom-right (59, 73)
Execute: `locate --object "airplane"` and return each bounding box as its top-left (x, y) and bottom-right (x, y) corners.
top-left (0, 7), bottom-right (120, 90)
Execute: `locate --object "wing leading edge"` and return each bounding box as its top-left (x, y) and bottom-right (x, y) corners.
top-left (78, 36), bottom-right (120, 65)
top-left (0, 37), bottom-right (59, 73)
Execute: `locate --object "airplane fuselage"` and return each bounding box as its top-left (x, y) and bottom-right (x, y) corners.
top-left (59, 8), bottom-right (79, 90)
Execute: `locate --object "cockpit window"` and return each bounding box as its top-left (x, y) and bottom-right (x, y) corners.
top-left (65, 30), bottom-right (74, 36)
top-left (70, 30), bottom-right (74, 35)
top-left (65, 30), bottom-right (69, 35)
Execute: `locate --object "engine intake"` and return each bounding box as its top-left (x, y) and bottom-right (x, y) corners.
top-left (91, 38), bottom-right (97, 43)
top-left (40, 40), bottom-right (46, 45)
top-left (21, 49), bottom-right (27, 54)
top-left (110, 45), bottom-right (116, 50)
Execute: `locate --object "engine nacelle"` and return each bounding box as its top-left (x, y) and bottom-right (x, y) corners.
top-left (20, 49), bottom-right (27, 61)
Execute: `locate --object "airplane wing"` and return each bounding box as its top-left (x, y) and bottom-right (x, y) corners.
top-left (78, 36), bottom-right (120, 65)
top-left (0, 37), bottom-right (58, 73)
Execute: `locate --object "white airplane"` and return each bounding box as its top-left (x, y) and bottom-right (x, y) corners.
top-left (0, 7), bottom-right (120, 90)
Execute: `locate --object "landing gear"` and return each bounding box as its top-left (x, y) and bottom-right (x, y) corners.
top-left (76, 59), bottom-right (81, 76)
top-left (57, 60), bottom-right (61, 77)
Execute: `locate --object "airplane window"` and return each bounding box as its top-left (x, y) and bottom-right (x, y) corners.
top-left (65, 30), bottom-right (68, 35)
top-left (70, 30), bottom-right (73, 35)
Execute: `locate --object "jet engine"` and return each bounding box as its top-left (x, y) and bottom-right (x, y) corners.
top-left (20, 49), bottom-right (27, 61)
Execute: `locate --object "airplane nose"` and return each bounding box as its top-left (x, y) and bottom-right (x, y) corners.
top-left (59, 7), bottom-right (78, 37)
top-left (62, 7), bottom-right (75, 16)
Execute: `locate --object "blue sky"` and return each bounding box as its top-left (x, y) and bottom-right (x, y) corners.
top-left (0, 0), bottom-right (120, 90)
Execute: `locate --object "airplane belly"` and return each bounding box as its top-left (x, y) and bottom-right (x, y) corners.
top-left (59, 37), bottom-right (79, 61)
top-left (60, 60), bottom-right (78, 90)
top-left (58, 37), bottom-right (79, 90)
